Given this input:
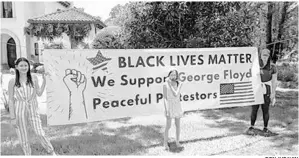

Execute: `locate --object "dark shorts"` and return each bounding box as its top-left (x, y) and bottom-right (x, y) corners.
top-left (263, 84), bottom-right (271, 105)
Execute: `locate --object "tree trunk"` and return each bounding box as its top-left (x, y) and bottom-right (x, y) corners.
top-left (277, 2), bottom-right (288, 40)
top-left (273, 2), bottom-right (288, 63)
top-left (259, 4), bottom-right (267, 52)
top-left (266, 2), bottom-right (273, 45)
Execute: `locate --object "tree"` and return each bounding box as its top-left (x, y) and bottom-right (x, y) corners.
top-left (103, 1), bottom-right (298, 58)
top-left (104, 3), bottom-right (133, 27)
top-left (92, 26), bottom-right (125, 49)
top-left (122, 2), bottom-right (254, 48)
top-left (260, 2), bottom-right (298, 62)
top-left (109, 4), bottom-right (123, 18)
top-left (25, 23), bottom-right (93, 49)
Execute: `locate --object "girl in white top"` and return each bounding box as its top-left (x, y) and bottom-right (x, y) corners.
top-left (163, 70), bottom-right (184, 150)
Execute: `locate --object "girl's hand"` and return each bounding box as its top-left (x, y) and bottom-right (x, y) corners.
top-left (42, 73), bottom-right (46, 81)
top-left (166, 77), bottom-right (171, 83)
top-left (178, 82), bottom-right (183, 88)
top-left (36, 65), bottom-right (45, 73)
top-left (164, 109), bottom-right (169, 117)
top-left (270, 94), bottom-right (276, 106)
top-left (42, 72), bottom-right (50, 81)
top-left (36, 65), bottom-right (47, 79)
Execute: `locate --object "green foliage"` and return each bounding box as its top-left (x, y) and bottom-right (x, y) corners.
top-left (105, 1), bottom-right (297, 52)
top-left (92, 26), bottom-right (126, 49)
top-left (117, 2), bottom-right (256, 48)
top-left (265, 2), bottom-right (299, 62)
top-left (279, 81), bottom-right (298, 89)
top-left (26, 23), bottom-right (92, 46)
top-left (277, 63), bottom-right (298, 83)
top-left (105, 2), bottom-right (137, 28)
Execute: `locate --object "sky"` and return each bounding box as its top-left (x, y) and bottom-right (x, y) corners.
top-left (73, 1), bottom-right (130, 21)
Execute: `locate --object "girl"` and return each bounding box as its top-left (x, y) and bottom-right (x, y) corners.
top-left (8, 57), bottom-right (56, 155)
top-left (163, 70), bottom-right (184, 150)
top-left (247, 48), bottom-right (278, 135)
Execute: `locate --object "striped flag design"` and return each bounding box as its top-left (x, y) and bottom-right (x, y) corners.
top-left (220, 81), bottom-right (255, 105)
top-left (86, 50), bottom-right (111, 72)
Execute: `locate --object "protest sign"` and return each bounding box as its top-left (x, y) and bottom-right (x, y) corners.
top-left (43, 47), bottom-right (263, 125)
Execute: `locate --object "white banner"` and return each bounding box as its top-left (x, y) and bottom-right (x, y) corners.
top-left (44, 47), bottom-right (264, 125)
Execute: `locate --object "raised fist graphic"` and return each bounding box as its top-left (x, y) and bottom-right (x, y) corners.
top-left (63, 69), bottom-right (88, 120)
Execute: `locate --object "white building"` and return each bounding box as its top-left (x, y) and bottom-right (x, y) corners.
top-left (1, 1), bottom-right (105, 70)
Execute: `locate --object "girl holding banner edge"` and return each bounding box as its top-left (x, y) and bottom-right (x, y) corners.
top-left (8, 57), bottom-right (56, 155)
top-left (247, 48), bottom-right (278, 136)
top-left (163, 70), bottom-right (184, 150)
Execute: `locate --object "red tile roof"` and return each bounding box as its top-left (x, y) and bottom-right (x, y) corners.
top-left (27, 8), bottom-right (106, 28)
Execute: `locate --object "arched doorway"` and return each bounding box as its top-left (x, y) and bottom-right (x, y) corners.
top-left (7, 38), bottom-right (17, 68)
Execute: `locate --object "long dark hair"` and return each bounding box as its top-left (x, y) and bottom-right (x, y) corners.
top-left (167, 70), bottom-right (179, 86)
top-left (14, 57), bottom-right (34, 88)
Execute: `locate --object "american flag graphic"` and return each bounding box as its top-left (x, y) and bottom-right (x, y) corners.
top-left (220, 81), bottom-right (255, 105)
top-left (86, 50), bottom-right (111, 72)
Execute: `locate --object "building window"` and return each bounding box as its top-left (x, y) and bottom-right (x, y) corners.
top-left (1, 2), bottom-right (13, 18)
top-left (34, 43), bottom-right (39, 56)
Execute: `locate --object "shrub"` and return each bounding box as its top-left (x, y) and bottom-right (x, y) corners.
top-left (92, 26), bottom-right (126, 49)
top-left (277, 63), bottom-right (298, 82)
